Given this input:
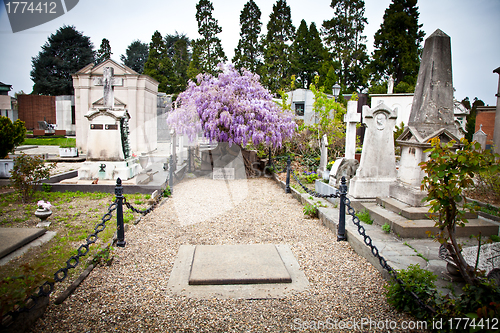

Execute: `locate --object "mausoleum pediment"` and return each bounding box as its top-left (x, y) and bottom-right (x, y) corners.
top-left (75, 58), bottom-right (139, 76)
top-left (92, 97), bottom-right (126, 108)
top-left (84, 108), bottom-right (130, 121)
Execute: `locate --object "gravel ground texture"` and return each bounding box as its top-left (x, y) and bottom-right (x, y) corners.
top-left (30, 177), bottom-right (421, 332)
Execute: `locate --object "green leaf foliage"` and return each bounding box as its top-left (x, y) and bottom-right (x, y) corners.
top-left (233, 0), bottom-right (263, 74)
top-left (30, 25), bottom-right (95, 95)
top-left (120, 40), bottom-right (149, 74)
top-left (262, 0), bottom-right (295, 94)
top-left (370, 0), bottom-right (425, 87)
top-left (0, 117), bottom-right (26, 158)
top-left (420, 137), bottom-right (500, 285)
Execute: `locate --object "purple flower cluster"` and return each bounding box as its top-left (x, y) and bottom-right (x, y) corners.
top-left (167, 64), bottom-right (296, 147)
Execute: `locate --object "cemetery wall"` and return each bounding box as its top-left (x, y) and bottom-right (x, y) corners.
top-left (17, 94), bottom-right (56, 130)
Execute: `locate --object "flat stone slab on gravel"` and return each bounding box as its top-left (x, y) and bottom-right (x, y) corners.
top-left (168, 244), bottom-right (309, 299)
top-left (0, 228), bottom-right (46, 259)
top-left (189, 244), bottom-right (292, 285)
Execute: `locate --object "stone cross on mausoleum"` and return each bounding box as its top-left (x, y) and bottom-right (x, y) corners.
top-left (79, 67), bottom-right (138, 180)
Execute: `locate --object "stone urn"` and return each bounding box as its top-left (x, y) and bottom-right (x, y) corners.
top-left (35, 208), bottom-right (52, 221)
top-left (139, 153), bottom-right (149, 170)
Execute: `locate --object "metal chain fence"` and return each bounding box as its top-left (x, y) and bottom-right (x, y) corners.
top-left (3, 180), bottom-right (167, 326)
top-left (280, 154), bottom-right (436, 317)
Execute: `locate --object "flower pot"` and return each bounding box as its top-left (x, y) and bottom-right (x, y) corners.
top-left (35, 208), bottom-right (52, 221)
top-left (59, 147), bottom-right (78, 157)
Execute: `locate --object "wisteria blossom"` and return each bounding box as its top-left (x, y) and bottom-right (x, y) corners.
top-left (167, 64), bottom-right (296, 147)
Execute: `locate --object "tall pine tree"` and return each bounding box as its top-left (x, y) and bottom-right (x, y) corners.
top-left (262, 0), bottom-right (295, 94)
top-left (291, 21), bottom-right (325, 89)
top-left (371, 0), bottom-right (425, 89)
top-left (233, 0), bottom-right (263, 74)
top-left (120, 40), bottom-right (149, 74)
top-left (322, 0), bottom-right (369, 93)
top-left (190, 0), bottom-right (227, 76)
top-left (31, 25), bottom-right (94, 95)
top-left (143, 31), bottom-right (175, 93)
top-left (95, 38), bottom-right (112, 65)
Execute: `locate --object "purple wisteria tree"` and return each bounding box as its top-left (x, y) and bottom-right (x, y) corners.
top-left (167, 64), bottom-right (296, 149)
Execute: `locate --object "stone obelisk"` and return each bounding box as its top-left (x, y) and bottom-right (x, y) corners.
top-left (389, 29), bottom-right (460, 206)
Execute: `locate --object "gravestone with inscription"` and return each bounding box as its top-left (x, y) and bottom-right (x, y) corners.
top-left (78, 67), bottom-right (139, 180)
top-left (349, 103), bottom-right (397, 198)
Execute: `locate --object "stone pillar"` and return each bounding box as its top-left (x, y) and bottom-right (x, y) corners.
top-left (344, 100), bottom-right (360, 160)
top-left (494, 67), bottom-right (500, 155)
top-left (317, 134), bottom-right (328, 179)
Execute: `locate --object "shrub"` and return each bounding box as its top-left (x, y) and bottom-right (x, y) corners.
top-left (385, 264), bottom-right (438, 322)
top-left (0, 117), bottom-right (26, 158)
top-left (10, 154), bottom-right (56, 203)
top-left (303, 204), bottom-right (317, 217)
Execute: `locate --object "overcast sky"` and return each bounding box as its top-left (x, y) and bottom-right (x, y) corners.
top-left (0, 0), bottom-right (499, 105)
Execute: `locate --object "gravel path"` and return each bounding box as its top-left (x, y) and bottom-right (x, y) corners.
top-left (31, 177), bottom-right (419, 332)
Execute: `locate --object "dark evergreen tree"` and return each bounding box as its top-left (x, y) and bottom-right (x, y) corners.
top-left (322, 0), bottom-right (369, 93)
top-left (30, 25), bottom-right (94, 95)
top-left (262, 0), bottom-right (295, 94)
top-left (190, 0), bottom-right (227, 76)
top-left (120, 40), bottom-right (149, 73)
top-left (95, 38), bottom-right (112, 65)
top-left (463, 97), bottom-right (485, 142)
top-left (370, 0), bottom-right (425, 87)
top-left (233, 0), bottom-right (263, 74)
top-left (291, 21), bottom-right (326, 88)
top-left (143, 31), bottom-right (175, 93)
top-left (171, 38), bottom-right (191, 92)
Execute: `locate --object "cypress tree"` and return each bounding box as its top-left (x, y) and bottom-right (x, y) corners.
top-left (233, 0), bottom-right (263, 74)
top-left (95, 38), bottom-right (112, 65)
top-left (371, 0), bottom-right (425, 88)
top-left (262, 0), bottom-right (295, 94)
top-left (191, 0), bottom-right (227, 76)
top-left (322, 0), bottom-right (369, 93)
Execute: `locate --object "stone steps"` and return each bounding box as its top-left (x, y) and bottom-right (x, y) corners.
top-left (376, 196), bottom-right (478, 220)
top-left (350, 199), bottom-right (498, 239)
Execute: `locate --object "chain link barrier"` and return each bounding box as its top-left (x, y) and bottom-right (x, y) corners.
top-left (123, 189), bottom-right (165, 215)
top-left (277, 152), bottom-right (436, 316)
top-left (4, 199), bottom-right (118, 320)
top-left (343, 196), bottom-right (437, 315)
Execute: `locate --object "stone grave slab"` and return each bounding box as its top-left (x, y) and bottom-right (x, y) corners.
top-left (188, 244), bottom-right (292, 285)
top-left (167, 244), bottom-right (309, 299)
top-left (0, 228), bottom-right (46, 259)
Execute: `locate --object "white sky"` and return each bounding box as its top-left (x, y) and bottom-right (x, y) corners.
top-left (0, 0), bottom-right (499, 105)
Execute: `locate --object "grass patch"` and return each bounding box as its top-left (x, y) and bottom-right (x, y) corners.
top-left (22, 136), bottom-right (76, 147)
top-left (0, 189), bottom-right (151, 317)
top-left (356, 209), bottom-right (373, 225)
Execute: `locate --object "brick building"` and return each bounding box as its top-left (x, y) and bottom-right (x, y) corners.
top-left (475, 105), bottom-right (496, 149)
top-left (17, 94), bottom-right (56, 130)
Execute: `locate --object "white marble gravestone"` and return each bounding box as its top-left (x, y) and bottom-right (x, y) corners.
top-left (349, 103), bottom-right (398, 198)
top-left (473, 125), bottom-right (488, 151)
top-left (344, 100), bottom-right (360, 160)
top-left (78, 67), bottom-right (139, 180)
